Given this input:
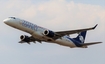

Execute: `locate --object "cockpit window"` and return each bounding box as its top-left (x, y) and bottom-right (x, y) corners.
top-left (9, 17), bottom-right (16, 19)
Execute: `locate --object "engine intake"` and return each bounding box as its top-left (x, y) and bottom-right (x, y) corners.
top-left (20, 35), bottom-right (30, 42)
top-left (43, 30), bottom-right (55, 37)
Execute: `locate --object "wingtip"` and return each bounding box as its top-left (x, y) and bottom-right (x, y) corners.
top-left (92, 24), bottom-right (98, 29)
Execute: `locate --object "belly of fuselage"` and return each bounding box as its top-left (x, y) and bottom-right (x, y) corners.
top-left (50, 38), bottom-right (76, 48)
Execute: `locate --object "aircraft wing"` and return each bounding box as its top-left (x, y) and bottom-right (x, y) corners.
top-left (53, 24), bottom-right (98, 39)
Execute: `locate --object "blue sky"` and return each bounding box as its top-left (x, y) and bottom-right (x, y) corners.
top-left (31, 0), bottom-right (105, 7)
top-left (67, 0), bottom-right (105, 6)
top-left (0, 0), bottom-right (105, 64)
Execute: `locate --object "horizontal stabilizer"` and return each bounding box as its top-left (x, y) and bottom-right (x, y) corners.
top-left (81, 42), bottom-right (102, 46)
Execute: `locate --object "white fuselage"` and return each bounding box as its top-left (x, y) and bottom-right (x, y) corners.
top-left (4, 17), bottom-right (76, 48)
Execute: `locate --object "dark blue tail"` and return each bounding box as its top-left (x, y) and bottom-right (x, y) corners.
top-left (73, 31), bottom-right (87, 43)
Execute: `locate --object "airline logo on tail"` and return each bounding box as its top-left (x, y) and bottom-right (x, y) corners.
top-left (79, 35), bottom-right (84, 43)
top-left (73, 31), bottom-right (87, 44)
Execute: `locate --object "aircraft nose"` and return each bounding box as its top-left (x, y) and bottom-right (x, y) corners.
top-left (4, 18), bottom-right (10, 24)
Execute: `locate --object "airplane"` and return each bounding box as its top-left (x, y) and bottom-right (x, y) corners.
top-left (4, 17), bottom-right (102, 48)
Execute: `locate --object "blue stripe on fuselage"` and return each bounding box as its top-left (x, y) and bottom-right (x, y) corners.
top-left (66, 37), bottom-right (82, 47)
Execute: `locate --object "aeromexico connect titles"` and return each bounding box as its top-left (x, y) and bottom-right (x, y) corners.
top-left (4, 17), bottom-right (102, 48)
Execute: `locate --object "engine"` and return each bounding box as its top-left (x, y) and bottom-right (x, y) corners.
top-left (43, 30), bottom-right (55, 37)
top-left (20, 35), bottom-right (30, 42)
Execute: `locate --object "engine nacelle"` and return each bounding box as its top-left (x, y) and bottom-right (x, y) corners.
top-left (43, 30), bottom-right (55, 37)
top-left (20, 35), bottom-right (30, 42)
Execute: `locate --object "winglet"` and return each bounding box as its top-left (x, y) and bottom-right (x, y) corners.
top-left (92, 24), bottom-right (98, 29)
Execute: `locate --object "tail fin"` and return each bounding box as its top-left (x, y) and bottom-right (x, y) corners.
top-left (73, 31), bottom-right (87, 43)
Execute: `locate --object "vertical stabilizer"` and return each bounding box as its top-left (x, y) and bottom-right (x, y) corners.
top-left (73, 31), bottom-right (87, 43)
